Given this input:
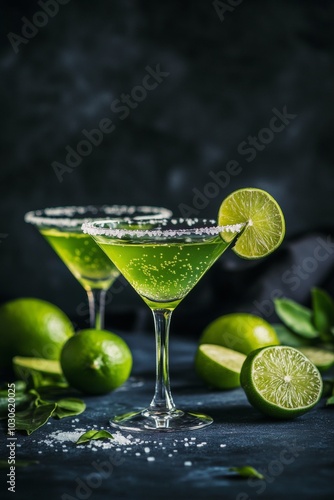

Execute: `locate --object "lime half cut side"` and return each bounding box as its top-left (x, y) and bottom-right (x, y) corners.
top-left (240, 346), bottom-right (323, 419)
top-left (218, 188), bottom-right (285, 259)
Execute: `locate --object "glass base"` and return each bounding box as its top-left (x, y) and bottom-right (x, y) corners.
top-left (109, 407), bottom-right (213, 432)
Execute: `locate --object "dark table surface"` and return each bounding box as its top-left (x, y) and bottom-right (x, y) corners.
top-left (1, 331), bottom-right (333, 500)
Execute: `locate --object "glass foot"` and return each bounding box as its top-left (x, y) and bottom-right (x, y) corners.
top-left (109, 408), bottom-right (213, 432)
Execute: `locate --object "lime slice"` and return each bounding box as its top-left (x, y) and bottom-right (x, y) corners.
top-left (200, 313), bottom-right (279, 355)
top-left (195, 344), bottom-right (246, 389)
top-left (13, 356), bottom-right (62, 374)
top-left (240, 346), bottom-right (323, 419)
top-left (297, 347), bottom-right (334, 372)
top-left (13, 356), bottom-right (66, 388)
top-left (218, 188), bottom-right (285, 259)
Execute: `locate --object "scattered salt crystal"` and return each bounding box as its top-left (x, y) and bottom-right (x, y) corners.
top-left (184, 461), bottom-right (192, 467)
top-left (191, 438), bottom-right (196, 441)
top-left (184, 443), bottom-right (189, 447)
top-left (135, 453), bottom-right (141, 457)
top-left (220, 444), bottom-right (226, 448)
top-left (168, 454), bottom-right (173, 457)
top-left (144, 447), bottom-right (150, 453)
top-left (147, 457), bottom-right (155, 462)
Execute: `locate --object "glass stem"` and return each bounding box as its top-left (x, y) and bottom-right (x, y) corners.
top-left (87, 288), bottom-right (106, 330)
top-left (149, 308), bottom-right (176, 413)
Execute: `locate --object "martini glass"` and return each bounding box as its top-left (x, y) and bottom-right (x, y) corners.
top-left (83, 217), bottom-right (243, 431)
top-left (24, 205), bottom-right (172, 329)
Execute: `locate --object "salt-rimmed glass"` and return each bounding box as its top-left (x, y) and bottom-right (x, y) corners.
top-left (24, 205), bottom-right (172, 329)
top-left (83, 217), bottom-right (243, 431)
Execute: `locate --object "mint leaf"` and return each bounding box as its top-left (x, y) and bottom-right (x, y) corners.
top-left (229, 466), bottom-right (264, 479)
top-left (274, 298), bottom-right (319, 338)
top-left (326, 396), bottom-right (334, 407)
top-left (15, 402), bottom-right (57, 435)
top-left (54, 398), bottom-right (86, 419)
top-left (76, 430), bottom-right (114, 444)
top-left (312, 288), bottom-right (334, 341)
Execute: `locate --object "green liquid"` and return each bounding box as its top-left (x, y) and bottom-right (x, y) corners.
top-left (41, 229), bottom-right (120, 290)
top-left (99, 235), bottom-right (230, 309)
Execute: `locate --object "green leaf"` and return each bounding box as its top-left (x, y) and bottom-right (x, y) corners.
top-left (312, 288), bottom-right (334, 340)
top-left (15, 402), bottom-right (57, 435)
top-left (326, 395), bottom-right (334, 407)
top-left (274, 299), bottom-right (319, 338)
top-left (0, 459), bottom-right (39, 468)
top-left (273, 324), bottom-right (310, 347)
top-left (76, 430), bottom-right (114, 444)
top-left (229, 466), bottom-right (264, 479)
top-left (54, 398), bottom-right (86, 419)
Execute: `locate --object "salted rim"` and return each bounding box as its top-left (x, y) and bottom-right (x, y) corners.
top-left (24, 205), bottom-right (173, 228)
top-left (82, 218), bottom-right (245, 239)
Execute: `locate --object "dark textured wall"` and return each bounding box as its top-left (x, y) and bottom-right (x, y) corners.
top-left (1, 0), bottom-right (334, 331)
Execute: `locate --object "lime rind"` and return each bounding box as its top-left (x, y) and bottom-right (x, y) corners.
top-left (218, 188), bottom-right (285, 259)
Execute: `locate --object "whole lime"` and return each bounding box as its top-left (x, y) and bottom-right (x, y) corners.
top-left (0, 298), bottom-right (74, 370)
top-left (60, 329), bottom-right (133, 395)
top-left (200, 313), bottom-right (279, 355)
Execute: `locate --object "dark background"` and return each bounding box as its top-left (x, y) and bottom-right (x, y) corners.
top-left (1, 0), bottom-right (334, 334)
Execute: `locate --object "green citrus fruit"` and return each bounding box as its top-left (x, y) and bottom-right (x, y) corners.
top-left (195, 344), bottom-right (246, 389)
top-left (297, 346), bottom-right (334, 372)
top-left (240, 345), bottom-right (323, 419)
top-left (200, 313), bottom-right (279, 355)
top-left (60, 329), bottom-right (133, 395)
top-left (218, 187), bottom-right (285, 259)
top-left (0, 298), bottom-right (74, 370)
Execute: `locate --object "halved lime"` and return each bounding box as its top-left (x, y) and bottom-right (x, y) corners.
top-left (13, 356), bottom-right (66, 388)
top-left (195, 344), bottom-right (246, 389)
top-left (297, 347), bottom-right (334, 372)
top-left (200, 313), bottom-right (279, 355)
top-left (13, 356), bottom-right (62, 374)
top-left (240, 346), bottom-right (323, 419)
top-left (218, 188), bottom-right (285, 259)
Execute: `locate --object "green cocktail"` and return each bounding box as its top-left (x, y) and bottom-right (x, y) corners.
top-left (40, 229), bottom-right (119, 291)
top-left (25, 205), bottom-right (172, 329)
top-left (99, 236), bottom-right (230, 310)
top-left (83, 217), bottom-right (243, 431)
